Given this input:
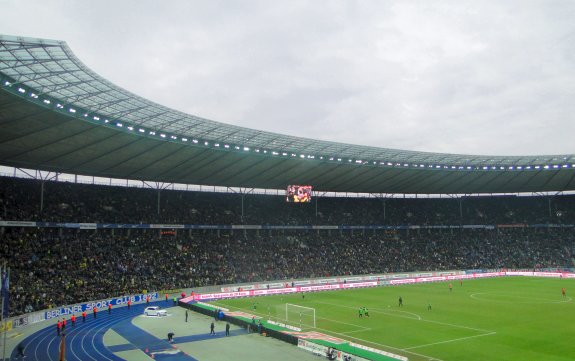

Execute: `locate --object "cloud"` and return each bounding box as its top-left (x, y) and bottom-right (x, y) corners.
top-left (2, 0), bottom-right (574, 156)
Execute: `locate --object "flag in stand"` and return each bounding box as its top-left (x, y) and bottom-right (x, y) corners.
top-left (1, 266), bottom-right (9, 318)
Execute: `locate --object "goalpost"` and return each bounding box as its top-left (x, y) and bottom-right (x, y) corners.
top-left (285, 303), bottom-right (316, 328)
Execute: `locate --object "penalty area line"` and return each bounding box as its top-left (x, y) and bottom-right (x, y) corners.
top-left (317, 328), bottom-right (446, 361)
top-left (212, 301), bottom-right (444, 361)
top-left (403, 332), bottom-right (497, 351)
top-left (314, 300), bottom-right (494, 333)
top-left (340, 328), bottom-right (372, 335)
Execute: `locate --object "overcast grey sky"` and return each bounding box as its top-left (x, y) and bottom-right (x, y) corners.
top-left (2, 0), bottom-right (575, 156)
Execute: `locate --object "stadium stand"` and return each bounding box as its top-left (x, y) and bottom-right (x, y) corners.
top-left (1, 176), bottom-right (574, 317)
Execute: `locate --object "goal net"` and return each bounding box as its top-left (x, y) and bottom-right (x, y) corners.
top-left (285, 303), bottom-right (316, 328)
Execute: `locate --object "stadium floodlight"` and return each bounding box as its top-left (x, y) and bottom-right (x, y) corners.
top-left (337, 158), bottom-right (342, 161)
top-left (192, 139), bottom-right (198, 143)
top-left (56, 104), bottom-right (64, 108)
top-left (544, 165), bottom-right (549, 169)
top-left (272, 151), bottom-right (279, 155)
top-left (214, 143), bottom-right (220, 147)
top-left (139, 128), bottom-right (145, 133)
top-left (263, 150), bottom-right (268, 154)
top-left (171, 135), bottom-right (177, 139)
top-left (535, 166), bottom-right (541, 169)
top-left (182, 138), bottom-right (188, 142)
top-left (18, 87), bottom-right (26, 93)
top-left (553, 165), bottom-right (559, 168)
top-left (160, 134), bottom-right (166, 138)
top-left (205, 141), bottom-right (209, 146)
top-left (104, 120), bottom-right (109, 123)
top-left (244, 147), bottom-right (250, 151)
top-left (224, 144), bottom-right (230, 148)
top-left (30, 93), bottom-right (38, 98)
top-left (4, 81), bottom-right (10, 86)
top-left (149, 131), bottom-right (156, 135)
top-left (44, 99), bottom-right (51, 104)
top-left (93, 116), bottom-right (100, 120)
top-left (127, 126), bottom-right (133, 131)
top-left (117, 123), bottom-right (123, 127)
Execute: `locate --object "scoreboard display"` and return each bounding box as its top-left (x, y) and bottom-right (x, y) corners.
top-left (286, 185), bottom-right (312, 203)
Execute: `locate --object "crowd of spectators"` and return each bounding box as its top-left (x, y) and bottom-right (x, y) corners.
top-left (2, 176), bottom-right (575, 225)
top-left (1, 227), bottom-right (574, 317)
top-left (1, 176), bottom-right (575, 317)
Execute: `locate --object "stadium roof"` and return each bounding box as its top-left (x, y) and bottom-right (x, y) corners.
top-left (1, 34), bottom-right (575, 194)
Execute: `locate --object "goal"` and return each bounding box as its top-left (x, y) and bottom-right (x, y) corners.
top-left (285, 303), bottom-right (316, 328)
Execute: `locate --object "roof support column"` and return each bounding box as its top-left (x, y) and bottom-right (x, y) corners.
top-left (143, 181), bottom-right (173, 217)
top-left (40, 179), bottom-right (44, 212)
top-left (17, 168), bottom-right (59, 212)
top-left (157, 189), bottom-right (161, 216)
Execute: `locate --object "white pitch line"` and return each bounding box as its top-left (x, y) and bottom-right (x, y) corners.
top-left (214, 301), bottom-right (444, 361)
top-left (470, 292), bottom-right (573, 304)
top-left (314, 301), bottom-right (422, 320)
top-left (340, 328), bottom-right (372, 335)
top-left (417, 317), bottom-right (493, 333)
top-left (370, 307), bottom-right (422, 320)
top-left (210, 300), bottom-right (369, 331)
top-left (313, 300), bottom-right (494, 333)
top-left (319, 327), bottom-right (446, 361)
top-left (404, 332), bottom-right (497, 350)
top-left (317, 316), bottom-right (371, 330)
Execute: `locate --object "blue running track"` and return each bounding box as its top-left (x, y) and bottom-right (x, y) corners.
top-left (8, 302), bottom-right (206, 361)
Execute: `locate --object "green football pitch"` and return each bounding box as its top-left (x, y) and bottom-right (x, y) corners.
top-left (210, 277), bottom-right (574, 361)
